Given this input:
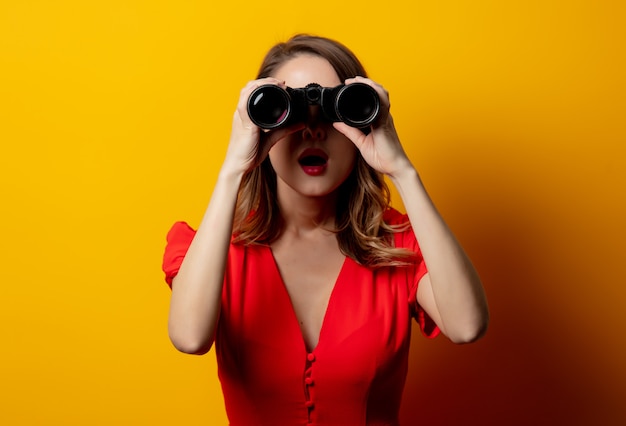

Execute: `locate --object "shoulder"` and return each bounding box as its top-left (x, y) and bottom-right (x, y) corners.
top-left (383, 207), bottom-right (409, 226)
top-left (162, 221), bottom-right (249, 287)
top-left (166, 221), bottom-right (196, 243)
top-left (162, 222), bottom-right (196, 287)
top-left (383, 208), bottom-right (420, 252)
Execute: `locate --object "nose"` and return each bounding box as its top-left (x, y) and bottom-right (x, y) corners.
top-left (302, 106), bottom-right (327, 141)
top-left (302, 125), bottom-right (326, 141)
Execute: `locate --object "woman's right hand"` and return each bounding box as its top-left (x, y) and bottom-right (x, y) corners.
top-left (223, 78), bottom-right (304, 174)
top-left (169, 78), bottom-right (307, 355)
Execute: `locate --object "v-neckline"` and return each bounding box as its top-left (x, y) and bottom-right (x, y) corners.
top-left (265, 245), bottom-right (349, 354)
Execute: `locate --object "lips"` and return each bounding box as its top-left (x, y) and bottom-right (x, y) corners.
top-left (298, 148), bottom-right (328, 176)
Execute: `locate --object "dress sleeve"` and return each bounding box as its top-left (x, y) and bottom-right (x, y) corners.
top-left (162, 221), bottom-right (197, 288)
top-left (408, 274), bottom-right (440, 339)
top-left (385, 209), bottom-right (440, 339)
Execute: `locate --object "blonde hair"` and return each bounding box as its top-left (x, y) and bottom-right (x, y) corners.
top-left (233, 34), bottom-right (416, 267)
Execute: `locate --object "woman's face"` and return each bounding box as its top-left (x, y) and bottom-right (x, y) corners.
top-left (268, 54), bottom-right (357, 200)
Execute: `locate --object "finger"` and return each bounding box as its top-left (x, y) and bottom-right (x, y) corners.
top-left (333, 122), bottom-right (368, 148)
top-left (250, 122), bottom-right (305, 165)
top-left (266, 122), bottom-right (306, 147)
top-left (241, 77), bottom-right (286, 98)
top-left (345, 76), bottom-right (383, 91)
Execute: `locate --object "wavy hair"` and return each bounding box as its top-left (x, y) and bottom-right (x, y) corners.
top-left (233, 34), bottom-right (416, 267)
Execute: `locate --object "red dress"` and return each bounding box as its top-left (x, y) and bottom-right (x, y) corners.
top-left (162, 208), bottom-right (439, 426)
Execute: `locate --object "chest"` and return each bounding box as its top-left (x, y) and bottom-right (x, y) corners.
top-left (217, 245), bottom-right (415, 410)
top-left (270, 239), bottom-right (346, 351)
top-left (220, 244), bottom-right (415, 349)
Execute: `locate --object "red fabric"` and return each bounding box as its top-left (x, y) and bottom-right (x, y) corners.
top-left (162, 208), bottom-right (439, 425)
top-left (162, 221), bottom-right (196, 288)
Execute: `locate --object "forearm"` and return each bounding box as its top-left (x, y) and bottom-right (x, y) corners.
top-left (390, 166), bottom-right (489, 343)
top-left (168, 166), bottom-right (245, 354)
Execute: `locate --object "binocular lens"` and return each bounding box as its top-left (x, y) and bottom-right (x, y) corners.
top-left (248, 85), bottom-right (290, 128)
top-left (247, 82), bottom-right (380, 130)
top-left (335, 84), bottom-right (380, 127)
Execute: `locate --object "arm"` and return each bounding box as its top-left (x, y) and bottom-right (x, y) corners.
top-left (168, 78), bottom-right (302, 354)
top-left (335, 77), bottom-right (489, 344)
top-left (390, 168), bottom-right (489, 343)
top-left (168, 166), bottom-right (242, 355)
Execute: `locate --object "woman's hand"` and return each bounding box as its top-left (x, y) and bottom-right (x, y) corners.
top-left (337, 79), bottom-right (489, 344)
top-left (333, 76), bottom-right (414, 179)
top-left (223, 78), bottom-right (304, 175)
top-left (169, 78), bottom-right (306, 355)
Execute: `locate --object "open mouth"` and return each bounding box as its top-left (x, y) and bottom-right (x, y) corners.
top-left (298, 155), bottom-right (327, 166)
top-left (298, 149), bottom-right (328, 175)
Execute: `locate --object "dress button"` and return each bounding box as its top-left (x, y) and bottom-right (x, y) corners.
top-left (305, 377), bottom-right (314, 385)
top-left (307, 353), bottom-right (316, 362)
top-left (305, 401), bottom-right (315, 408)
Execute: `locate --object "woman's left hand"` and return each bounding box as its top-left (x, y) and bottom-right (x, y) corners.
top-left (333, 76), bottom-right (413, 178)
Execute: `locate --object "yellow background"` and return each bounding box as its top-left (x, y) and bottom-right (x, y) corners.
top-left (1, 1), bottom-right (625, 424)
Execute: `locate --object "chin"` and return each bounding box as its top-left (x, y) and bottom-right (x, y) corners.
top-left (292, 182), bottom-right (341, 199)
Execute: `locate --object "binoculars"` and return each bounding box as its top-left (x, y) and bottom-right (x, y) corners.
top-left (247, 82), bottom-right (380, 130)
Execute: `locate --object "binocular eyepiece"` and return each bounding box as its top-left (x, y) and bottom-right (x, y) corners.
top-left (247, 82), bottom-right (380, 130)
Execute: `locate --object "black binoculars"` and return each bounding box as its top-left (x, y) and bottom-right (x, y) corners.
top-left (247, 82), bottom-right (380, 130)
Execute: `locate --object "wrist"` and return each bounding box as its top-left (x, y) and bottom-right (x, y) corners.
top-left (388, 162), bottom-right (419, 187)
top-left (218, 161), bottom-right (247, 184)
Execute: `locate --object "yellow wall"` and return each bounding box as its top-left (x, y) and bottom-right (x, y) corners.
top-left (1, 1), bottom-right (624, 424)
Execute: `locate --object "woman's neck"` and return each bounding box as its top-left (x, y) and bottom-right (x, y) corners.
top-left (276, 187), bottom-right (338, 234)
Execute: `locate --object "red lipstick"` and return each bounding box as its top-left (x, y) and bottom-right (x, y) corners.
top-left (298, 148), bottom-right (328, 176)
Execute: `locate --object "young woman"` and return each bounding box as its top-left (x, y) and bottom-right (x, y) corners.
top-left (162, 34), bottom-right (489, 425)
